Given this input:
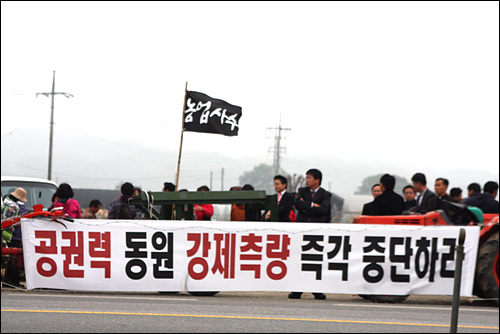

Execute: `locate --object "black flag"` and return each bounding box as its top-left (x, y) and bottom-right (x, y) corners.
top-left (183, 91), bottom-right (242, 136)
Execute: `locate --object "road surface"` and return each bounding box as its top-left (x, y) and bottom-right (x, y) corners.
top-left (1, 290), bottom-right (498, 333)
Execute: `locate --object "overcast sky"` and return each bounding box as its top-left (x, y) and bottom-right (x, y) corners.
top-left (1, 1), bottom-right (499, 195)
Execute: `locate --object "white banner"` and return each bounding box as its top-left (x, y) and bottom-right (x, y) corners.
top-left (21, 219), bottom-right (480, 296)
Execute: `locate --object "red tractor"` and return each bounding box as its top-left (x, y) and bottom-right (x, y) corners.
top-left (353, 207), bottom-right (499, 303)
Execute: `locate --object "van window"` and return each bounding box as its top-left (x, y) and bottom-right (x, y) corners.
top-left (1, 181), bottom-right (58, 211)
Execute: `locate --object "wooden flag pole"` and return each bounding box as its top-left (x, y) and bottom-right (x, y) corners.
top-left (175, 81), bottom-right (188, 192)
top-left (172, 82), bottom-right (188, 220)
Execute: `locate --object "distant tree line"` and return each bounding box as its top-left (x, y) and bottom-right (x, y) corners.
top-left (239, 164), bottom-right (410, 196)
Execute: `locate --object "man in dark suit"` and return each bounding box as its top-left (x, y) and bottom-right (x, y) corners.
top-left (402, 185), bottom-right (417, 212)
top-left (411, 172), bottom-right (436, 213)
top-left (362, 184), bottom-right (382, 215)
top-left (372, 174), bottom-right (405, 215)
top-left (289, 168), bottom-right (331, 301)
top-left (264, 175), bottom-right (295, 222)
top-left (426, 178), bottom-right (462, 224)
top-left (294, 169), bottom-right (332, 223)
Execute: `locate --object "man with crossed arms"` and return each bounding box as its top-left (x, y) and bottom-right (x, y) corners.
top-left (289, 168), bottom-right (332, 300)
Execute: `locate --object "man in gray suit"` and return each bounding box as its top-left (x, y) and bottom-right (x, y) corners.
top-left (411, 173), bottom-right (436, 213)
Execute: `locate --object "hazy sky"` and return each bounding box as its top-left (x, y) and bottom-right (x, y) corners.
top-left (1, 1), bottom-right (499, 195)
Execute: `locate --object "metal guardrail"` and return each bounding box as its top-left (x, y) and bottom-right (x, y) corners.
top-left (129, 190), bottom-right (278, 221)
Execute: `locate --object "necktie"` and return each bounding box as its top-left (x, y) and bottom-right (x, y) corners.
top-left (311, 191), bottom-right (316, 198)
top-left (278, 192), bottom-right (282, 204)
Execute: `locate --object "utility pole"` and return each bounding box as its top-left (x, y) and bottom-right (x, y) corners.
top-left (267, 115), bottom-right (291, 176)
top-left (221, 167), bottom-right (224, 191)
top-left (36, 71), bottom-right (73, 181)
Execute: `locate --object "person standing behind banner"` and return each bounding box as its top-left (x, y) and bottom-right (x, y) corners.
top-left (294, 169), bottom-right (331, 223)
top-left (289, 168), bottom-right (331, 301)
top-left (229, 186), bottom-right (245, 221)
top-left (465, 182), bottom-right (481, 199)
top-left (108, 182), bottom-right (138, 219)
top-left (264, 175), bottom-right (295, 222)
top-left (1, 187), bottom-right (28, 248)
top-left (411, 172), bottom-right (436, 213)
top-left (463, 181), bottom-right (499, 214)
top-left (361, 184), bottom-right (382, 215)
top-left (450, 187), bottom-right (463, 203)
top-left (427, 177), bottom-right (462, 224)
top-left (1, 187), bottom-right (28, 288)
top-left (402, 185), bottom-right (417, 212)
top-left (133, 187), bottom-right (142, 197)
top-left (152, 182), bottom-right (175, 217)
top-left (372, 174), bottom-right (405, 216)
top-left (194, 185), bottom-right (214, 221)
top-left (163, 182), bottom-right (175, 192)
top-left (52, 183), bottom-right (81, 218)
top-left (242, 184), bottom-right (262, 221)
top-left (81, 199), bottom-right (102, 219)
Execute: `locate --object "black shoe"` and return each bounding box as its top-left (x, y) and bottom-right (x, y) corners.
top-left (314, 293), bottom-right (326, 300)
top-left (288, 292), bottom-right (302, 299)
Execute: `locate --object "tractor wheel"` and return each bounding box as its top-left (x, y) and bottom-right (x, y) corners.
top-left (368, 295), bottom-right (409, 303)
top-left (188, 291), bottom-right (219, 297)
top-left (474, 231), bottom-right (499, 303)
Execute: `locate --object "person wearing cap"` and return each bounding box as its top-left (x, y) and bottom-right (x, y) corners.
top-left (2, 187), bottom-right (28, 247)
top-left (1, 187), bottom-right (28, 288)
top-left (2, 187), bottom-right (28, 218)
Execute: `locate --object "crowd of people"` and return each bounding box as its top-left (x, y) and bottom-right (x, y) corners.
top-left (359, 173), bottom-right (499, 225)
top-left (1, 169), bottom-right (498, 291)
top-left (2, 171), bottom-right (498, 224)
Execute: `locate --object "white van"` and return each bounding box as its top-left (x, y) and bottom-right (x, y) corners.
top-left (1, 176), bottom-right (58, 211)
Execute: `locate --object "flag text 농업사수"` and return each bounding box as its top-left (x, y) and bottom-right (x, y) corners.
top-left (183, 91), bottom-right (242, 136)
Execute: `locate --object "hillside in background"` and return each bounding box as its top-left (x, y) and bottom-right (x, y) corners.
top-left (2, 128), bottom-right (498, 199)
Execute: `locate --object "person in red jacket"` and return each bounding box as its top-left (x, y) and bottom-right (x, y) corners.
top-left (194, 185), bottom-right (214, 221)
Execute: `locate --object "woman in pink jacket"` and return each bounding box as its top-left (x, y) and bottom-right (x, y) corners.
top-left (51, 183), bottom-right (81, 218)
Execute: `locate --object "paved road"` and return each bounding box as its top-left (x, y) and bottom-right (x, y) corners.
top-left (1, 290), bottom-right (498, 333)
